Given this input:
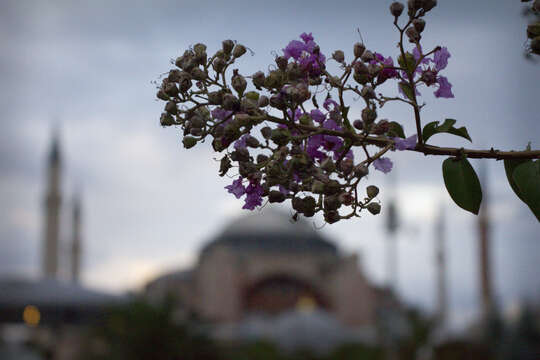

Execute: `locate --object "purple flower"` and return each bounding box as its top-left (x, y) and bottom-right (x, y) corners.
top-left (323, 119), bottom-right (340, 131)
top-left (373, 157), bottom-right (393, 174)
top-left (434, 76), bottom-right (454, 98)
top-left (323, 97), bottom-right (339, 111)
top-left (283, 40), bottom-right (306, 60)
top-left (412, 45), bottom-right (430, 65)
top-left (433, 47), bottom-right (450, 71)
top-left (310, 109), bottom-right (326, 123)
top-left (287, 108), bottom-right (303, 121)
top-left (243, 181), bottom-right (264, 210)
top-left (300, 32), bottom-right (314, 43)
top-left (234, 134), bottom-right (249, 150)
top-left (211, 108), bottom-right (233, 121)
top-left (225, 178), bottom-right (245, 199)
top-left (393, 134), bottom-right (417, 150)
top-left (278, 184), bottom-right (289, 195)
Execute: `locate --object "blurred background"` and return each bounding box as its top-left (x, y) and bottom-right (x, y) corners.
top-left (0, 0), bottom-right (539, 359)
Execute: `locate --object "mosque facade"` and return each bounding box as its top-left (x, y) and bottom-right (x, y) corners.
top-left (145, 210), bottom-right (394, 330)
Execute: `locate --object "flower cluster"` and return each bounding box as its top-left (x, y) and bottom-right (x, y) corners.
top-left (155, 0), bottom-right (453, 223)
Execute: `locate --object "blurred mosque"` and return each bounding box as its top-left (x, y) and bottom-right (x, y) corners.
top-left (144, 209), bottom-right (402, 348)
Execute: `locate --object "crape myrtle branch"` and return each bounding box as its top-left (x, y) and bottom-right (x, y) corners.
top-left (155, 0), bottom-right (540, 223)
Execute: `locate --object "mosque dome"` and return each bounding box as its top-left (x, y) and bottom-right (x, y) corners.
top-left (201, 208), bottom-right (337, 256)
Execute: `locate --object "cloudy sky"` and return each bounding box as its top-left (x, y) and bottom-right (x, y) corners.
top-left (1, 0), bottom-right (539, 330)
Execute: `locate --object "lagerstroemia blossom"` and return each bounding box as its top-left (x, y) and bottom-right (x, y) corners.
top-left (156, 1), bottom-right (462, 223)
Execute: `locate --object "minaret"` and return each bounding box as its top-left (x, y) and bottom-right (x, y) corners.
top-left (43, 132), bottom-right (62, 279)
top-left (71, 193), bottom-right (82, 283)
top-left (435, 205), bottom-right (447, 330)
top-left (478, 163), bottom-right (493, 320)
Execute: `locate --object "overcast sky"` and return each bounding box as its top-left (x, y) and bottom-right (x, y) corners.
top-left (0, 0), bottom-right (539, 330)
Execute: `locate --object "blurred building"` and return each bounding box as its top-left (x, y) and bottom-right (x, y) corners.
top-left (145, 209), bottom-right (400, 348)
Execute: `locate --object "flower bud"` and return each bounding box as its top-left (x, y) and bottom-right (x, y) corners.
top-left (303, 196), bottom-right (317, 217)
top-left (222, 40), bottom-right (234, 55)
top-left (239, 161), bottom-right (257, 177)
top-left (361, 85), bottom-right (376, 99)
top-left (178, 73), bottom-right (193, 93)
top-left (353, 119), bottom-right (364, 130)
top-left (245, 136), bottom-right (260, 148)
top-left (191, 67), bottom-right (207, 81)
top-left (339, 192), bottom-right (354, 206)
top-left (421, 69), bottom-right (437, 86)
top-left (231, 70), bottom-right (247, 95)
top-left (360, 50), bottom-right (375, 62)
top-left (354, 61), bottom-right (369, 75)
top-left (258, 95), bottom-right (269, 107)
top-left (353, 42), bottom-right (366, 58)
top-left (527, 23), bottom-right (540, 39)
top-left (257, 154), bottom-right (269, 164)
top-left (373, 120), bottom-right (390, 135)
top-left (219, 156), bottom-right (231, 176)
top-left (260, 126), bottom-right (272, 139)
top-left (264, 70), bottom-right (284, 89)
top-left (321, 158), bottom-right (336, 172)
top-left (324, 195), bottom-right (341, 211)
top-left (324, 210), bottom-right (340, 224)
top-left (168, 69), bottom-right (182, 82)
top-left (182, 136), bottom-right (197, 149)
top-left (165, 101), bottom-right (178, 115)
top-left (270, 128), bottom-right (290, 146)
top-left (208, 91), bottom-right (224, 105)
top-left (367, 202), bottom-right (381, 215)
top-left (156, 90), bottom-right (169, 101)
top-left (362, 107), bottom-right (377, 124)
top-left (367, 63), bottom-right (381, 76)
top-left (164, 82), bottom-right (179, 96)
top-left (213, 57), bottom-right (226, 72)
top-left (366, 185), bottom-right (379, 199)
top-left (269, 190), bottom-right (286, 203)
top-left (160, 112), bottom-right (175, 126)
top-left (354, 164), bottom-right (369, 178)
top-left (190, 128), bottom-right (203, 136)
top-left (406, 27), bottom-right (420, 42)
top-left (324, 180), bottom-right (341, 195)
top-left (232, 44), bottom-right (247, 58)
top-left (353, 72), bottom-right (370, 85)
top-left (412, 18), bottom-right (426, 33)
top-left (422, 0), bottom-right (437, 11)
top-left (332, 50), bottom-right (345, 63)
top-left (389, 2), bottom-right (404, 17)
top-left (252, 71), bottom-right (265, 89)
top-left (339, 158), bottom-right (354, 175)
top-left (531, 36), bottom-right (540, 55)
top-left (269, 95), bottom-right (286, 110)
top-left (533, 0), bottom-right (540, 12)
top-left (275, 56), bottom-right (288, 70)
top-left (222, 93), bottom-right (240, 111)
top-left (311, 180), bottom-right (325, 194)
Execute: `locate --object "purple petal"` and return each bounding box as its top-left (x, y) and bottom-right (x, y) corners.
top-left (434, 76), bottom-right (454, 98)
top-left (225, 178), bottom-right (245, 199)
top-left (323, 97), bottom-right (339, 111)
top-left (242, 181), bottom-right (264, 210)
top-left (283, 40), bottom-right (306, 60)
top-left (433, 47), bottom-right (451, 71)
top-left (310, 109), bottom-right (326, 123)
top-left (300, 32), bottom-right (314, 43)
top-left (373, 157), bottom-right (393, 174)
top-left (393, 134), bottom-right (417, 151)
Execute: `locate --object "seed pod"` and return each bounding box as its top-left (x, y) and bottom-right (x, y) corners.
top-left (256, 154), bottom-right (269, 163)
top-left (353, 42), bottom-right (366, 58)
top-left (219, 156), bottom-right (231, 176)
top-left (302, 196), bottom-right (317, 217)
top-left (270, 128), bottom-right (290, 146)
top-left (389, 2), bottom-right (404, 17)
top-left (232, 44), bottom-right (247, 58)
top-left (423, 0), bottom-right (437, 11)
top-left (260, 126), bottom-right (272, 139)
top-left (339, 158), bottom-right (354, 175)
top-left (527, 23), bottom-right (540, 39)
top-left (324, 180), bottom-right (341, 195)
top-left (367, 202), bottom-right (381, 215)
top-left (239, 161), bottom-right (258, 177)
top-left (361, 85), bottom-right (376, 99)
top-left (191, 68), bottom-right (207, 81)
top-left (353, 119), bottom-right (364, 130)
top-left (269, 95), bottom-right (286, 110)
top-left (324, 195), bottom-right (341, 211)
top-left (373, 120), bottom-right (390, 135)
top-left (222, 40), bottom-right (235, 55)
top-left (366, 185), bottom-right (379, 199)
top-left (245, 136), bottom-right (260, 148)
top-left (339, 192), bottom-right (354, 206)
top-left (353, 72), bottom-right (370, 85)
top-left (531, 36), bottom-right (540, 55)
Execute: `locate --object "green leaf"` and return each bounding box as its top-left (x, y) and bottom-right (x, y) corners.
top-left (397, 52), bottom-right (416, 75)
top-left (423, 119), bottom-right (472, 143)
top-left (387, 121), bottom-right (406, 138)
top-left (512, 160), bottom-right (540, 222)
top-left (399, 82), bottom-right (415, 101)
top-left (504, 159), bottom-right (529, 203)
top-left (442, 157), bottom-right (482, 215)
